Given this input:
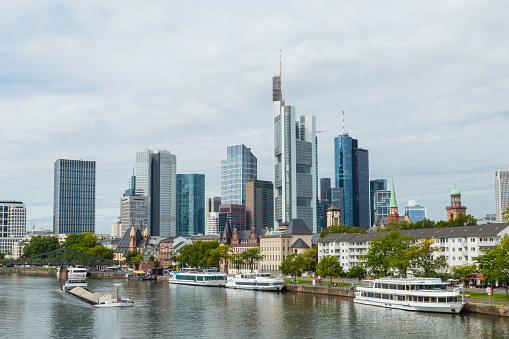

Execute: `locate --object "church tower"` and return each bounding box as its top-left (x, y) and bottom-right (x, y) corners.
top-left (128, 226), bottom-right (137, 251)
top-left (446, 184), bottom-right (467, 220)
top-left (388, 182), bottom-right (400, 222)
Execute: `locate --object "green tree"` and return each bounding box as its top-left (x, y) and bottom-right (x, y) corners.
top-left (503, 203), bottom-right (509, 222)
top-left (125, 250), bottom-right (143, 262)
top-left (362, 232), bottom-right (414, 277)
top-left (476, 234), bottom-right (509, 301)
top-left (450, 263), bottom-right (478, 285)
top-left (207, 245), bottom-right (232, 270)
top-left (300, 247), bottom-right (318, 272)
top-left (0, 252), bottom-right (5, 260)
top-left (407, 239), bottom-right (446, 277)
top-left (241, 248), bottom-right (264, 273)
top-left (87, 245), bottom-right (114, 260)
top-left (347, 265), bottom-right (367, 279)
top-left (280, 253), bottom-right (306, 278)
top-left (383, 219), bottom-right (413, 231)
top-left (316, 255), bottom-right (344, 284)
top-left (231, 252), bottom-right (246, 272)
top-left (320, 225), bottom-right (366, 238)
top-left (23, 235), bottom-right (60, 256)
top-left (179, 241), bottom-right (220, 268)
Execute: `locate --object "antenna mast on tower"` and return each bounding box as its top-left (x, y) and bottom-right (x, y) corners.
top-left (342, 110), bottom-right (345, 135)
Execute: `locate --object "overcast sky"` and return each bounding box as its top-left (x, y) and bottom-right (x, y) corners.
top-left (2, 1), bottom-right (509, 234)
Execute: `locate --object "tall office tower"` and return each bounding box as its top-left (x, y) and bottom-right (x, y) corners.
top-left (219, 204), bottom-right (246, 231)
top-left (206, 212), bottom-right (220, 235)
top-left (335, 134), bottom-right (370, 229)
top-left (273, 75), bottom-right (317, 232)
top-left (176, 174), bottom-right (205, 237)
top-left (326, 187), bottom-right (344, 225)
top-left (131, 150), bottom-right (177, 237)
top-left (53, 159), bottom-right (95, 234)
top-left (319, 178), bottom-right (332, 230)
top-left (373, 190), bottom-right (391, 223)
top-left (370, 179), bottom-right (387, 224)
top-left (405, 200), bottom-right (427, 222)
top-left (221, 145), bottom-right (257, 205)
top-left (206, 197), bottom-right (221, 235)
top-left (246, 180), bottom-right (274, 229)
top-left (0, 201), bottom-right (26, 255)
top-left (320, 178), bottom-right (331, 202)
top-left (120, 195), bottom-right (150, 236)
top-left (495, 170), bottom-right (509, 222)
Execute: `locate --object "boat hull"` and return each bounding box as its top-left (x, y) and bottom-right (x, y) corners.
top-left (169, 280), bottom-right (225, 287)
top-left (225, 284), bottom-right (284, 291)
top-left (354, 297), bottom-right (464, 314)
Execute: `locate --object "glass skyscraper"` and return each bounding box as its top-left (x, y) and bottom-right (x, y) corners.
top-left (177, 174), bottom-right (205, 237)
top-left (373, 190), bottom-right (391, 222)
top-left (405, 200), bottom-right (427, 222)
top-left (131, 150), bottom-right (177, 238)
top-left (53, 159), bottom-right (95, 234)
top-left (221, 144), bottom-right (257, 205)
top-left (495, 170), bottom-right (509, 222)
top-left (370, 179), bottom-right (387, 225)
top-left (335, 134), bottom-right (370, 229)
top-left (273, 75), bottom-right (317, 232)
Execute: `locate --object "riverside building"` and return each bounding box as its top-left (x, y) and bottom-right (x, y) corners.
top-left (53, 159), bottom-right (95, 234)
top-left (0, 201), bottom-right (27, 256)
top-left (318, 223), bottom-right (509, 272)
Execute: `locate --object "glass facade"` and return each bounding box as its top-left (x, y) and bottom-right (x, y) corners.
top-left (370, 179), bottom-right (387, 225)
top-left (53, 159), bottom-right (95, 234)
top-left (495, 170), bottom-right (509, 222)
top-left (221, 144), bottom-right (257, 205)
top-left (374, 190), bottom-right (391, 222)
top-left (335, 134), bottom-right (370, 229)
top-left (326, 187), bottom-right (344, 225)
top-left (177, 174), bottom-right (205, 237)
top-left (405, 204), bottom-right (427, 223)
top-left (246, 180), bottom-right (274, 229)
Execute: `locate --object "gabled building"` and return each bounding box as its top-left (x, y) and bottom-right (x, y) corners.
top-left (114, 226), bottom-right (151, 260)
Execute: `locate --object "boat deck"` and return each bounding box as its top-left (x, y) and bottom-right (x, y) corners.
top-left (65, 286), bottom-right (116, 305)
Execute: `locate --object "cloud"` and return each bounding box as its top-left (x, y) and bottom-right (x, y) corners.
top-left (1, 0), bottom-right (509, 232)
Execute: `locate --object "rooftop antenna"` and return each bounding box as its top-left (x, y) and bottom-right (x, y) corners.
top-left (342, 110), bottom-right (345, 135)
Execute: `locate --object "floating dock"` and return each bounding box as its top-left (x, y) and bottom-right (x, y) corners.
top-left (64, 286), bottom-right (116, 305)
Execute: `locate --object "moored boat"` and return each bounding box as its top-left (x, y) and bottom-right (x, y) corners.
top-left (169, 268), bottom-right (227, 287)
top-left (94, 284), bottom-right (134, 308)
top-left (226, 273), bottom-right (285, 291)
top-left (354, 277), bottom-right (464, 314)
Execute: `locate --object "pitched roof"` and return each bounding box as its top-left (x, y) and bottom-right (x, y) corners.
top-left (291, 238), bottom-right (310, 249)
top-left (114, 226), bottom-right (143, 253)
top-left (284, 219), bottom-right (312, 235)
top-left (389, 182), bottom-right (397, 208)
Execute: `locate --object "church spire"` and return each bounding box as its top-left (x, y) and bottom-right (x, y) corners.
top-left (388, 181), bottom-right (399, 222)
top-left (389, 182), bottom-right (398, 208)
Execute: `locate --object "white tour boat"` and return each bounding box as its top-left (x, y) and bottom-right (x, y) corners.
top-left (169, 268), bottom-right (227, 287)
top-left (67, 266), bottom-right (88, 279)
top-left (354, 277), bottom-right (464, 314)
top-left (226, 273), bottom-right (285, 291)
top-left (95, 284), bottom-right (135, 308)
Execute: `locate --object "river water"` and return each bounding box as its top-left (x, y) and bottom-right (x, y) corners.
top-left (1, 274), bottom-right (509, 339)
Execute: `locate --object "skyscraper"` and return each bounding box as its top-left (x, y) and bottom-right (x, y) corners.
top-left (405, 200), bottom-right (426, 222)
top-left (131, 150), bottom-right (177, 238)
top-left (0, 201), bottom-right (26, 255)
top-left (177, 174), bottom-right (205, 237)
top-left (273, 75), bottom-right (317, 232)
top-left (335, 134), bottom-right (370, 229)
top-left (326, 187), bottom-right (344, 225)
top-left (120, 195), bottom-right (150, 236)
top-left (221, 144), bottom-right (257, 205)
top-left (373, 190), bottom-right (391, 223)
top-left (370, 179), bottom-right (387, 224)
top-left (246, 180), bottom-right (274, 229)
top-left (205, 197), bottom-right (221, 235)
top-left (53, 159), bottom-right (95, 234)
top-left (495, 170), bottom-right (509, 222)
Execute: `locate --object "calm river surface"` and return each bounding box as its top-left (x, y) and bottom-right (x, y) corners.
top-left (1, 274), bottom-right (509, 338)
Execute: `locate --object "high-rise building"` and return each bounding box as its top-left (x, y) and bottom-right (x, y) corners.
top-left (405, 200), bottom-right (427, 223)
top-left (335, 134), bottom-right (370, 229)
top-left (131, 150), bottom-right (177, 238)
top-left (326, 187), bottom-right (344, 225)
top-left (206, 212), bottom-right (220, 235)
top-left (120, 195), bottom-right (150, 236)
top-left (318, 178), bottom-right (331, 232)
top-left (495, 170), bottom-right (509, 222)
top-left (177, 174), bottom-right (205, 237)
top-left (221, 145), bottom-right (257, 205)
top-left (219, 204), bottom-right (246, 231)
top-left (370, 179), bottom-right (387, 224)
top-left (0, 201), bottom-right (26, 255)
top-left (246, 180), bottom-right (274, 229)
top-left (205, 197), bottom-right (221, 235)
top-left (206, 197), bottom-right (221, 218)
top-left (373, 190), bottom-right (391, 223)
top-left (273, 75), bottom-right (317, 232)
top-left (53, 159), bottom-right (95, 234)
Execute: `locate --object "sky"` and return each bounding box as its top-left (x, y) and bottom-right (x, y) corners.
top-left (1, 0), bottom-right (509, 234)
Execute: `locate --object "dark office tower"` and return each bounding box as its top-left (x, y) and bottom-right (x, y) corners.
top-left (370, 179), bottom-right (387, 224)
top-left (219, 204), bottom-right (246, 231)
top-left (335, 134), bottom-right (370, 229)
top-left (177, 174), bottom-right (205, 237)
top-left (320, 178), bottom-right (331, 202)
top-left (319, 178), bottom-right (332, 230)
top-left (53, 159), bottom-right (96, 234)
top-left (326, 187), bottom-right (344, 225)
top-left (246, 180), bottom-right (274, 229)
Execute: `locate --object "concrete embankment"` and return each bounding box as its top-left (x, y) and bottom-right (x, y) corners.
top-left (0, 268), bottom-right (56, 276)
top-left (284, 283), bottom-right (509, 317)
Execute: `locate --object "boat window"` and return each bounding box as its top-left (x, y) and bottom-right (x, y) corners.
top-left (382, 284), bottom-right (389, 289)
top-left (418, 296), bottom-right (423, 302)
top-left (398, 295), bottom-right (405, 301)
top-left (375, 293), bottom-right (381, 299)
top-left (438, 298), bottom-right (447, 303)
top-left (382, 294), bottom-right (389, 299)
top-left (423, 297), bottom-right (430, 302)
top-left (389, 284), bottom-right (396, 290)
top-left (398, 285), bottom-right (405, 290)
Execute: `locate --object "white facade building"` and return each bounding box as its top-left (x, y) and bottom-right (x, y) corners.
top-left (495, 170), bottom-right (509, 222)
top-left (0, 201), bottom-right (27, 256)
top-left (273, 75), bottom-right (317, 232)
top-left (206, 212), bottom-right (220, 235)
top-left (318, 223), bottom-right (509, 272)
